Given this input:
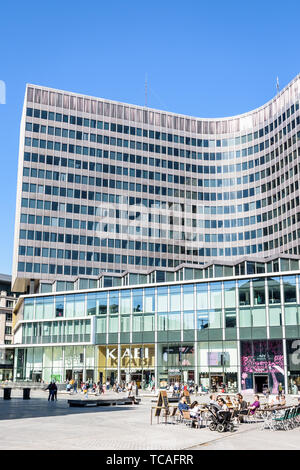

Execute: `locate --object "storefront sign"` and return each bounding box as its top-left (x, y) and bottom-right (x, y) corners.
top-left (99, 344), bottom-right (155, 368)
top-left (107, 347), bottom-right (149, 361)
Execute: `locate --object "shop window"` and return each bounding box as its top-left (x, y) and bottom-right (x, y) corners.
top-left (284, 305), bottom-right (298, 325)
top-left (109, 292), bottom-right (119, 314)
top-left (55, 296), bottom-right (64, 317)
top-left (97, 293), bottom-right (107, 315)
top-left (183, 312), bottom-right (194, 329)
top-left (252, 307), bottom-right (266, 327)
top-left (225, 310), bottom-right (236, 328)
top-left (238, 280), bottom-right (250, 306)
top-left (170, 286), bottom-right (181, 311)
top-left (239, 308), bottom-right (251, 327)
top-left (210, 282), bottom-right (222, 309)
top-left (269, 306), bottom-right (282, 326)
top-left (132, 290), bottom-right (143, 312)
top-left (196, 284), bottom-right (208, 309)
top-left (224, 281), bottom-right (236, 308)
top-left (183, 285), bottom-right (194, 310)
top-left (157, 287), bottom-right (168, 312)
top-left (209, 309), bottom-right (222, 328)
top-left (283, 276), bottom-right (296, 303)
top-left (268, 277), bottom-right (281, 304)
top-left (120, 292), bottom-right (131, 314)
top-left (197, 312), bottom-right (208, 329)
top-left (143, 313), bottom-right (154, 331)
top-left (168, 312), bottom-right (181, 330)
top-left (253, 279), bottom-right (265, 305)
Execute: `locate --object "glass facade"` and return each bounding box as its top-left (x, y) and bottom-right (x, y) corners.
top-left (13, 271), bottom-right (300, 393)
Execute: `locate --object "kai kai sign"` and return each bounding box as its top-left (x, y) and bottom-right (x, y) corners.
top-left (99, 345), bottom-right (155, 368)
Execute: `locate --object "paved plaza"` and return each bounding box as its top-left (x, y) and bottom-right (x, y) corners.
top-left (0, 389), bottom-right (299, 450)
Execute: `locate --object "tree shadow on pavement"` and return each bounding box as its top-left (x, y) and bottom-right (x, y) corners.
top-left (0, 397), bottom-right (135, 420)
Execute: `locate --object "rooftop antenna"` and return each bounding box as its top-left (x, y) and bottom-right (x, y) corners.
top-left (276, 76), bottom-right (280, 94)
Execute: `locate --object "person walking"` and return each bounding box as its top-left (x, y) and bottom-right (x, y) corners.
top-left (46, 380), bottom-right (57, 401)
top-left (84, 381), bottom-right (90, 398)
top-left (73, 380), bottom-right (78, 394)
top-left (46, 382), bottom-right (53, 401)
top-left (53, 381), bottom-right (58, 401)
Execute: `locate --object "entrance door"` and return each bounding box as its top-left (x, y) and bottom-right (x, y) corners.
top-left (74, 370), bottom-right (83, 386)
top-left (66, 369), bottom-right (73, 381)
top-left (130, 371), bottom-right (142, 388)
top-left (168, 374), bottom-right (182, 386)
top-left (142, 370), bottom-right (154, 389)
top-left (254, 375), bottom-right (268, 393)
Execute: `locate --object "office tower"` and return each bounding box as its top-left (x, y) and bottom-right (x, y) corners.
top-left (12, 75), bottom-right (300, 293)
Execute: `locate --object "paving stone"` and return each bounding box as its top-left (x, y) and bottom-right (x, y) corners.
top-left (0, 390), bottom-right (299, 450)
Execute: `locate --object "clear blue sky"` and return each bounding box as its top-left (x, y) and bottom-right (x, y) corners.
top-left (0, 0), bottom-right (299, 274)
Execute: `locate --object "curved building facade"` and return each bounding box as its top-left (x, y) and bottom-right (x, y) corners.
top-left (12, 75), bottom-right (300, 292)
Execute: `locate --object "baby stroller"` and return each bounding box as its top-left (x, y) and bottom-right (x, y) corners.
top-left (207, 406), bottom-right (235, 433)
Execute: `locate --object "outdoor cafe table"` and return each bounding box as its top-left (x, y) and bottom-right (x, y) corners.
top-left (150, 404), bottom-right (178, 425)
top-left (150, 404), bottom-right (209, 425)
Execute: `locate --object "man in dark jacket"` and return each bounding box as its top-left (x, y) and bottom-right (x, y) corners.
top-left (46, 381), bottom-right (57, 401)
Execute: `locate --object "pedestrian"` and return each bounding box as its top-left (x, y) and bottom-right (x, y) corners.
top-left (73, 380), bottom-right (78, 394)
top-left (53, 381), bottom-right (58, 401)
top-left (84, 381), bottom-right (90, 398)
top-left (278, 383), bottom-right (283, 396)
top-left (46, 382), bottom-right (53, 401)
top-left (46, 380), bottom-right (57, 401)
top-left (133, 381), bottom-right (138, 397)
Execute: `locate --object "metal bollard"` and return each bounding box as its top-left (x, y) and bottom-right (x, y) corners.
top-left (3, 388), bottom-right (11, 400)
top-left (23, 388), bottom-right (31, 400)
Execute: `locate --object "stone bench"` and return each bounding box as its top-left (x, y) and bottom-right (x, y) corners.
top-left (68, 397), bottom-right (141, 407)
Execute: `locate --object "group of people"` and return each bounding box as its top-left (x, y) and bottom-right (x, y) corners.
top-left (46, 380), bottom-right (57, 401)
top-left (267, 394), bottom-right (287, 407)
top-left (65, 380), bottom-right (108, 396)
top-left (210, 393), bottom-right (260, 419)
top-left (64, 378), bottom-right (140, 398)
top-left (177, 392), bottom-right (262, 426)
top-left (66, 379), bottom-right (78, 393)
top-left (171, 382), bottom-right (202, 397)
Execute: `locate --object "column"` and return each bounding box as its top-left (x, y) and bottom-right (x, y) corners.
top-left (117, 343), bottom-right (121, 383)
